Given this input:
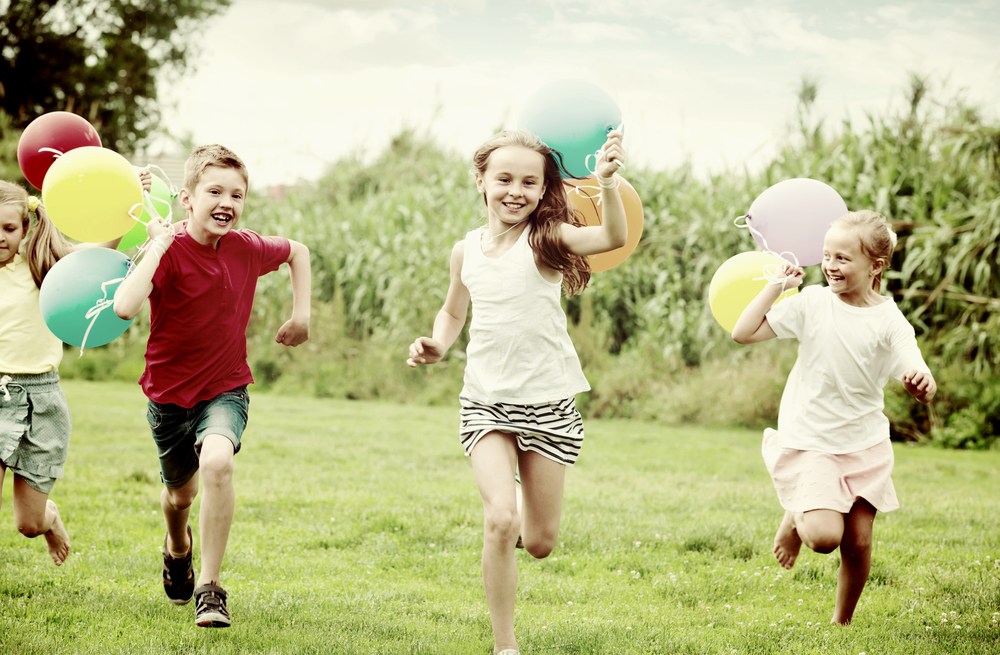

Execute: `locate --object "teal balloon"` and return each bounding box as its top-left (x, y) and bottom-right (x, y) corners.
top-left (119, 168), bottom-right (174, 251)
top-left (519, 80), bottom-right (622, 179)
top-left (39, 249), bottom-right (134, 348)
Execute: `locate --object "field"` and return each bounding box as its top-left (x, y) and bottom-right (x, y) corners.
top-left (1, 380), bottom-right (998, 654)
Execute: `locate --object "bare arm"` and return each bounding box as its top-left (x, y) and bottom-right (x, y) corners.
top-left (407, 241), bottom-right (470, 367)
top-left (113, 216), bottom-right (175, 320)
top-left (731, 263), bottom-right (803, 344)
top-left (559, 130), bottom-right (628, 256)
top-left (274, 239), bottom-right (311, 347)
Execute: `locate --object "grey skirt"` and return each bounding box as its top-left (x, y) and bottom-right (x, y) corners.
top-left (0, 370), bottom-right (72, 494)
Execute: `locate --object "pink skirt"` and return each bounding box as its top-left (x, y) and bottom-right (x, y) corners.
top-left (761, 428), bottom-right (899, 514)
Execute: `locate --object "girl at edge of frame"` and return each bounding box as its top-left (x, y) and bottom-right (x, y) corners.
top-left (731, 209), bottom-right (937, 625)
top-left (406, 128), bottom-right (627, 655)
top-left (0, 180), bottom-right (127, 565)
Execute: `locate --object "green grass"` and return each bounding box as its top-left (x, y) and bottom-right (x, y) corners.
top-left (1, 380), bottom-right (998, 654)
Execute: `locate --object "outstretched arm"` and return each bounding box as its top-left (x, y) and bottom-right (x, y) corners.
top-left (275, 239), bottom-right (311, 347)
top-left (731, 263), bottom-right (804, 344)
top-left (407, 241), bottom-right (470, 367)
top-left (559, 129), bottom-right (628, 256)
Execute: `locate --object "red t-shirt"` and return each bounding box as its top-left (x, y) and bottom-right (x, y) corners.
top-left (139, 228), bottom-right (291, 408)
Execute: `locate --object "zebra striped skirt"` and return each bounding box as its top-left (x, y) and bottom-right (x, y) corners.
top-left (459, 396), bottom-right (585, 466)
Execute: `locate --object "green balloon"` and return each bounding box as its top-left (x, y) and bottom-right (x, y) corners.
top-left (118, 170), bottom-right (174, 251)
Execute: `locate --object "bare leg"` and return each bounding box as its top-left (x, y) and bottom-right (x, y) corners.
top-left (11, 476), bottom-right (70, 565)
top-left (470, 432), bottom-right (520, 655)
top-left (163, 472), bottom-right (198, 557)
top-left (774, 508), bottom-right (844, 569)
top-left (517, 450), bottom-right (565, 560)
top-left (196, 434), bottom-right (235, 587)
top-left (832, 499), bottom-right (876, 625)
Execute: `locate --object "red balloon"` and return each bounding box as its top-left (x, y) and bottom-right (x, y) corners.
top-left (17, 112), bottom-right (102, 190)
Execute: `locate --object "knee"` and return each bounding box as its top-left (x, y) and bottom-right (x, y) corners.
top-left (16, 517), bottom-right (45, 538)
top-left (483, 506), bottom-right (520, 544)
top-left (164, 486), bottom-right (196, 510)
top-left (199, 449), bottom-right (234, 485)
top-left (802, 530), bottom-right (841, 554)
top-left (840, 532), bottom-right (873, 560)
top-left (524, 534), bottom-right (557, 559)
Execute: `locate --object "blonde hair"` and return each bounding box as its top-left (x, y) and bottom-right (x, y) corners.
top-left (0, 181), bottom-right (71, 287)
top-left (830, 210), bottom-right (898, 291)
top-left (183, 144), bottom-right (248, 192)
top-left (470, 130), bottom-right (591, 296)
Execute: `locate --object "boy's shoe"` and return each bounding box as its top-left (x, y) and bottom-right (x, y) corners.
top-left (194, 584), bottom-right (231, 628)
top-left (162, 525), bottom-right (194, 605)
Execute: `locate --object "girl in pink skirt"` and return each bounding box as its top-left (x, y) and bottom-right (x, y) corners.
top-left (732, 210), bottom-right (936, 624)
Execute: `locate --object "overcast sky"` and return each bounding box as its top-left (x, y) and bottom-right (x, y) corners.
top-left (155, 0), bottom-right (1000, 187)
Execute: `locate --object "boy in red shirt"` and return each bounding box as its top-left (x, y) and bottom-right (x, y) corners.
top-left (115, 145), bottom-right (311, 628)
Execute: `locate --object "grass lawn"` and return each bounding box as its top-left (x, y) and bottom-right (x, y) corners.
top-left (1, 380), bottom-right (998, 654)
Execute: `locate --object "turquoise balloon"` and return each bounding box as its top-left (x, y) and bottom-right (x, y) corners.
top-left (519, 80), bottom-right (622, 179)
top-left (39, 249), bottom-right (134, 348)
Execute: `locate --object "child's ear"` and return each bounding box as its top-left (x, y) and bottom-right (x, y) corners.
top-left (871, 257), bottom-right (886, 278)
top-left (178, 188), bottom-right (192, 210)
top-left (474, 175), bottom-right (485, 194)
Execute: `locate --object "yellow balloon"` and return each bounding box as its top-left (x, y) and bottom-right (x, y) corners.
top-left (41, 146), bottom-right (141, 242)
top-left (709, 251), bottom-right (798, 333)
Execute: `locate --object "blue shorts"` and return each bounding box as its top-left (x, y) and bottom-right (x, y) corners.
top-left (147, 387), bottom-right (249, 489)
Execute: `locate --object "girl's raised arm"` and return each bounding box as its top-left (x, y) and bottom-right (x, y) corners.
top-left (559, 130), bottom-right (628, 257)
top-left (732, 264), bottom-right (804, 344)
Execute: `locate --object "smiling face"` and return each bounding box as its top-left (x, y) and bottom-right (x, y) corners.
top-left (475, 145), bottom-right (547, 228)
top-left (0, 204), bottom-right (27, 267)
top-left (179, 166), bottom-right (247, 247)
top-left (822, 224), bottom-right (883, 305)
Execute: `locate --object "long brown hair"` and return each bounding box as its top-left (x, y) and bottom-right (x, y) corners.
top-left (830, 210), bottom-right (898, 291)
top-left (0, 180), bottom-right (72, 288)
top-left (470, 130), bottom-right (591, 296)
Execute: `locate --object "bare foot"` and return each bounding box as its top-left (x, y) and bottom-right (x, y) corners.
top-left (773, 511), bottom-right (802, 570)
top-left (44, 500), bottom-right (71, 566)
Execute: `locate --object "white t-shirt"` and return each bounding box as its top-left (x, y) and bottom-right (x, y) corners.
top-left (765, 285), bottom-right (929, 454)
top-left (460, 226), bottom-right (590, 405)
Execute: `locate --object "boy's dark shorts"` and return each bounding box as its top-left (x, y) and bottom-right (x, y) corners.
top-left (147, 387), bottom-right (249, 489)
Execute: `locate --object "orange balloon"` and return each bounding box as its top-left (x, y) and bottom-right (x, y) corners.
top-left (563, 175), bottom-right (644, 272)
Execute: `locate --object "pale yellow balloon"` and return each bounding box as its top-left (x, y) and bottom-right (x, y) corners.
top-left (709, 251), bottom-right (798, 333)
top-left (41, 146), bottom-right (141, 243)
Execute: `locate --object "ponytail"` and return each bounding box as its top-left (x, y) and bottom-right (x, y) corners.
top-left (0, 181), bottom-right (72, 288)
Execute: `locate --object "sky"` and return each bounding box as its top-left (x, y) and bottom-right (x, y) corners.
top-left (155, 0), bottom-right (1000, 187)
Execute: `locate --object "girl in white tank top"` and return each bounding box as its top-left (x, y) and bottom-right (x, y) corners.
top-left (407, 129), bottom-right (627, 655)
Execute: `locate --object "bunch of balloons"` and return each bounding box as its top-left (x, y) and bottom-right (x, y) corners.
top-left (708, 178), bottom-right (849, 332)
top-left (17, 111), bottom-right (175, 349)
top-left (519, 80), bottom-right (643, 272)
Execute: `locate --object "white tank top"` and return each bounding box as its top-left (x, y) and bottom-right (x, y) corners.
top-left (460, 226), bottom-right (590, 404)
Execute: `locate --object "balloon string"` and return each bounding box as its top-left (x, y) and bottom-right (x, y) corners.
top-left (78, 275), bottom-right (125, 357)
top-left (38, 147), bottom-right (64, 158)
top-left (735, 213), bottom-right (800, 294)
top-left (145, 164), bottom-right (180, 198)
top-left (568, 174), bottom-right (620, 206)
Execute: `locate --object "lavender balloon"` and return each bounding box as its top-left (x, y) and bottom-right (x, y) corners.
top-left (744, 178), bottom-right (848, 266)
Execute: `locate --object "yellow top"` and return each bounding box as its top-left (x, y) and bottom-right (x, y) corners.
top-left (0, 254), bottom-right (63, 373)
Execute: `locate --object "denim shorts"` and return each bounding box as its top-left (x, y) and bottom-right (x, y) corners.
top-left (147, 386), bottom-right (249, 489)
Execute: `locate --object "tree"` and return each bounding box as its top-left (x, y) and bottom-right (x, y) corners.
top-left (0, 0), bottom-right (231, 154)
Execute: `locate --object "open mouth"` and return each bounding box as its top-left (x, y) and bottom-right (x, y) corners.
top-left (502, 202), bottom-right (525, 212)
top-left (212, 213), bottom-right (233, 226)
